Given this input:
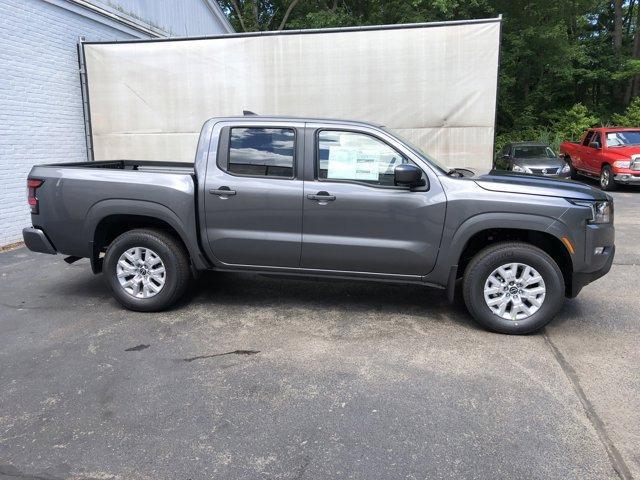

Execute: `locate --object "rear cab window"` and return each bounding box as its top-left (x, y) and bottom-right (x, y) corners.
top-left (582, 131), bottom-right (595, 146)
top-left (225, 127), bottom-right (295, 178)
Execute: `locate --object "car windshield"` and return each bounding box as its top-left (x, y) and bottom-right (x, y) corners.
top-left (512, 145), bottom-right (556, 159)
top-left (606, 131), bottom-right (640, 147)
top-left (383, 128), bottom-right (449, 173)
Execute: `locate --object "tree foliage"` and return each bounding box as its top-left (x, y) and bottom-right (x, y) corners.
top-left (216, 0), bottom-right (640, 149)
top-left (612, 95), bottom-right (640, 123)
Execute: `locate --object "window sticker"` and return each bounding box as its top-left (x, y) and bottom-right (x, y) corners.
top-left (327, 146), bottom-right (379, 181)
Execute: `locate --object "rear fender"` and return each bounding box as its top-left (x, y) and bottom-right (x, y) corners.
top-left (84, 199), bottom-right (210, 271)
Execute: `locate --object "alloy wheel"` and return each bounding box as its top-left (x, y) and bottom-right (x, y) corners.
top-left (483, 262), bottom-right (546, 321)
top-left (116, 247), bottom-right (166, 298)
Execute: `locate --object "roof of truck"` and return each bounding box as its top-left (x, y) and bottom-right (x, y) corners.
top-left (210, 115), bottom-right (386, 128)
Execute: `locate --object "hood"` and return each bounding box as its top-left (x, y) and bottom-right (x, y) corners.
top-left (475, 171), bottom-right (609, 201)
top-left (512, 157), bottom-right (565, 169)
top-left (603, 146), bottom-right (640, 159)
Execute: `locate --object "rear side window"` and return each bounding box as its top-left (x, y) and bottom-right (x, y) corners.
top-left (317, 130), bottom-right (411, 186)
top-left (228, 127), bottom-right (295, 177)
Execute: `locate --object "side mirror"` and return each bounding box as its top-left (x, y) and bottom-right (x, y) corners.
top-left (394, 164), bottom-right (426, 188)
top-left (502, 154), bottom-right (510, 159)
top-left (590, 141), bottom-right (601, 149)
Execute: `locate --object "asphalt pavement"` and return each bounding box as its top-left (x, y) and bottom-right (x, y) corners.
top-left (0, 185), bottom-right (638, 480)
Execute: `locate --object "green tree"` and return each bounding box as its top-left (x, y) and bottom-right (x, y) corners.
top-left (612, 95), bottom-right (640, 124)
top-left (216, 0), bottom-right (640, 142)
top-left (552, 103), bottom-right (600, 140)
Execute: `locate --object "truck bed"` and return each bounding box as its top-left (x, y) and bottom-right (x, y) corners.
top-left (45, 160), bottom-right (195, 175)
top-left (28, 160), bottom-right (200, 264)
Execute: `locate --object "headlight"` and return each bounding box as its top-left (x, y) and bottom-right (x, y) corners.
top-left (569, 199), bottom-right (614, 224)
top-left (560, 163), bottom-right (571, 173)
top-left (613, 160), bottom-right (631, 168)
top-left (512, 165), bottom-right (530, 173)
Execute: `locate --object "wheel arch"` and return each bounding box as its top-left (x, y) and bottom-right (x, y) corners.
top-left (85, 200), bottom-right (210, 273)
top-left (439, 213), bottom-right (574, 300)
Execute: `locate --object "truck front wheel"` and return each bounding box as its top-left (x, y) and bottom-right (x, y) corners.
top-left (600, 165), bottom-right (617, 191)
top-left (462, 242), bottom-right (565, 334)
top-left (103, 228), bottom-right (191, 312)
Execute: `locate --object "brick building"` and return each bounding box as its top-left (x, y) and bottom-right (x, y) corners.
top-left (0, 0), bottom-right (232, 246)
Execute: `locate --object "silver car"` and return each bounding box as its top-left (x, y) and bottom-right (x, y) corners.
top-left (496, 142), bottom-right (571, 178)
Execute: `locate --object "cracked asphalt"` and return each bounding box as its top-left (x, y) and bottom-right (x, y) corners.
top-left (1, 188), bottom-right (639, 480)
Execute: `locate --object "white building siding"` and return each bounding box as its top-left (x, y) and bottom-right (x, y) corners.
top-left (90, 0), bottom-right (234, 37)
top-left (0, 0), bottom-right (231, 246)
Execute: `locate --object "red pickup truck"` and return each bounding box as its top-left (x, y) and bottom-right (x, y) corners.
top-left (559, 127), bottom-right (640, 190)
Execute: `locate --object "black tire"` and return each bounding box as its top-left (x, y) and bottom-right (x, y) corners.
top-left (103, 228), bottom-right (191, 312)
top-left (600, 164), bottom-right (617, 191)
top-left (566, 156), bottom-right (579, 180)
top-left (462, 242), bottom-right (565, 334)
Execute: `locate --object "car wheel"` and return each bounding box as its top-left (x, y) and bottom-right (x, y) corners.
top-left (600, 165), bottom-right (617, 191)
top-left (462, 242), bottom-right (565, 334)
top-left (566, 156), bottom-right (579, 179)
top-left (103, 228), bottom-right (191, 312)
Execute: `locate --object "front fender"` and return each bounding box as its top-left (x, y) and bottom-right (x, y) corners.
top-left (426, 211), bottom-right (574, 291)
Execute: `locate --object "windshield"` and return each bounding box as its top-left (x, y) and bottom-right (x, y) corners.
top-left (383, 128), bottom-right (449, 173)
top-left (512, 145), bottom-right (556, 159)
top-left (606, 131), bottom-right (640, 147)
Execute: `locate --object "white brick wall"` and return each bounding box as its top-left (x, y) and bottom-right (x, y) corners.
top-left (0, 0), bottom-right (138, 246)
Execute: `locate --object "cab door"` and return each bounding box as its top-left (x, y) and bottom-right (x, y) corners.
top-left (584, 131), bottom-right (604, 173)
top-left (300, 125), bottom-right (446, 277)
top-left (578, 130), bottom-right (599, 174)
top-left (203, 121), bottom-right (304, 268)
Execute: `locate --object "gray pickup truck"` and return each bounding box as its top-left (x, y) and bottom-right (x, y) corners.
top-left (23, 116), bottom-right (615, 334)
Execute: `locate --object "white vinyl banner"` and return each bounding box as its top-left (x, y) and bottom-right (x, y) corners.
top-left (84, 19), bottom-right (500, 170)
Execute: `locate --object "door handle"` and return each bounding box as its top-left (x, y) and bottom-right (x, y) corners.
top-left (209, 186), bottom-right (236, 197)
top-left (307, 191), bottom-right (336, 202)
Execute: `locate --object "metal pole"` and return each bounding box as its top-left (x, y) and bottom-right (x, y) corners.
top-left (77, 37), bottom-right (94, 162)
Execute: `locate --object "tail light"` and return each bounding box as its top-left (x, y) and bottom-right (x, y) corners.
top-left (27, 179), bottom-right (43, 214)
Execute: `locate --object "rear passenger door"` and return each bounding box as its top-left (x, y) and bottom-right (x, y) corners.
top-left (574, 130), bottom-right (594, 171)
top-left (203, 121), bottom-right (304, 268)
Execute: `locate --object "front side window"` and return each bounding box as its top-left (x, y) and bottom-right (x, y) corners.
top-left (317, 131), bottom-right (411, 186)
top-left (228, 127), bottom-right (294, 177)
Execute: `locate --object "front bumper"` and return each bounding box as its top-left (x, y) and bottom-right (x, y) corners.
top-left (571, 246), bottom-right (614, 297)
top-left (23, 227), bottom-right (57, 255)
top-left (614, 172), bottom-right (640, 184)
top-left (569, 221), bottom-right (615, 297)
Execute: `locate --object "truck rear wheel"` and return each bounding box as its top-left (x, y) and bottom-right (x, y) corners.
top-left (103, 229), bottom-right (191, 312)
top-left (462, 242), bottom-right (565, 334)
top-left (566, 155), bottom-right (579, 180)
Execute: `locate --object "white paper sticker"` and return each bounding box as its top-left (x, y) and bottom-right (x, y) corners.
top-left (327, 146), bottom-right (379, 181)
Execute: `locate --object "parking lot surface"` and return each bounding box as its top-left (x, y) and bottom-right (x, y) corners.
top-left (1, 187), bottom-right (639, 480)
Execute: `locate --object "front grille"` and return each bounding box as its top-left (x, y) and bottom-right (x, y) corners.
top-left (530, 167), bottom-right (559, 175)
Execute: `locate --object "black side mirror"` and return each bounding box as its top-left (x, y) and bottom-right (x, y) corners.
top-left (502, 154), bottom-right (510, 159)
top-left (590, 141), bottom-right (601, 149)
top-left (394, 164), bottom-right (426, 188)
